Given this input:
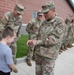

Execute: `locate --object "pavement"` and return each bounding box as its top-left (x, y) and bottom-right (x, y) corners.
top-left (11, 56), bottom-right (35, 75)
top-left (11, 44), bottom-right (74, 75)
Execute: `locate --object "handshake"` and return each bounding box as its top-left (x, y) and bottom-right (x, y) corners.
top-left (27, 40), bottom-right (37, 46)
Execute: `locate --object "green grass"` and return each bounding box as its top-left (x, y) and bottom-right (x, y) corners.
top-left (16, 35), bottom-right (29, 58)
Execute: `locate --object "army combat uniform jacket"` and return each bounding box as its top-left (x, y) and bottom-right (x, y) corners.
top-left (26, 18), bottom-right (43, 40)
top-left (0, 12), bottom-right (22, 37)
top-left (35, 16), bottom-right (66, 59)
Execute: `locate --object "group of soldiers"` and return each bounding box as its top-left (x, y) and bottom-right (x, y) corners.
top-left (26, 1), bottom-right (74, 75)
top-left (26, 1), bottom-right (74, 66)
top-left (60, 15), bottom-right (74, 53)
top-left (0, 1), bottom-right (74, 75)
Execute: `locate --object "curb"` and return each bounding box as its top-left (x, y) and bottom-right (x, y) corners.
top-left (16, 56), bottom-right (27, 64)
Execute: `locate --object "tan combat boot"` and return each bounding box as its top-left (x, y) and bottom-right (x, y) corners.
top-left (26, 59), bottom-right (32, 66)
top-left (67, 43), bottom-right (73, 48)
top-left (64, 45), bottom-right (68, 50)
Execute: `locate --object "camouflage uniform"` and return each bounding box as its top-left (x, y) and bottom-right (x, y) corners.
top-left (72, 24), bottom-right (74, 43)
top-left (0, 3), bottom-right (25, 64)
top-left (67, 19), bottom-right (74, 44)
top-left (0, 24), bottom-right (4, 40)
top-left (67, 24), bottom-right (73, 43)
top-left (64, 18), bottom-right (74, 48)
top-left (34, 1), bottom-right (66, 75)
top-left (59, 19), bottom-right (69, 51)
top-left (71, 19), bottom-right (74, 43)
top-left (26, 15), bottom-right (43, 60)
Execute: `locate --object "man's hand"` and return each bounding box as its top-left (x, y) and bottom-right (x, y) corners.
top-left (32, 40), bottom-right (37, 46)
top-left (27, 40), bottom-right (37, 46)
top-left (27, 40), bottom-right (33, 46)
top-left (9, 63), bottom-right (18, 73)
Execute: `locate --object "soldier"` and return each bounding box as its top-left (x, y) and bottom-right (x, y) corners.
top-left (26, 10), bottom-right (43, 66)
top-left (63, 16), bottom-right (74, 49)
top-left (59, 18), bottom-right (69, 53)
top-left (0, 3), bottom-right (26, 64)
top-left (59, 16), bottom-right (74, 53)
top-left (27, 1), bottom-right (66, 75)
top-left (66, 17), bottom-right (74, 47)
top-left (71, 18), bottom-right (74, 43)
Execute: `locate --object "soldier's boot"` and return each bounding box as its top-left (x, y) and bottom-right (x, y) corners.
top-left (67, 43), bottom-right (73, 48)
top-left (60, 45), bottom-right (65, 50)
top-left (26, 58), bottom-right (32, 66)
top-left (71, 44), bottom-right (74, 47)
top-left (59, 49), bottom-right (63, 54)
top-left (64, 45), bottom-right (68, 50)
top-left (59, 46), bottom-right (65, 54)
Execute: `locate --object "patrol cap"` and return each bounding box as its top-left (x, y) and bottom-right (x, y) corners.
top-left (37, 10), bottom-right (43, 16)
top-left (42, 1), bottom-right (55, 13)
top-left (15, 3), bottom-right (26, 14)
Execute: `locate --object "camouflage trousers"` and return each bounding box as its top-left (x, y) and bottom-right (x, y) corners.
top-left (68, 37), bottom-right (74, 44)
top-left (10, 41), bottom-right (17, 63)
top-left (27, 45), bottom-right (35, 59)
top-left (35, 54), bottom-right (55, 75)
top-left (0, 32), bottom-right (2, 41)
top-left (64, 37), bottom-right (74, 46)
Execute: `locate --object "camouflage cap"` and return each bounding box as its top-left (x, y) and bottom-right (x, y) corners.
top-left (15, 3), bottom-right (26, 14)
top-left (37, 10), bottom-right (43, 16)
top-left (42, 1), bottom-right (55, 13)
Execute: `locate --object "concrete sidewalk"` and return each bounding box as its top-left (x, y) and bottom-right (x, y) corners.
top-left (54, 45), bottom-right (74, 75)
top-left (11, 56), bottom-right (35, 75)
top-left (11, 44), bottom-right (74, 75)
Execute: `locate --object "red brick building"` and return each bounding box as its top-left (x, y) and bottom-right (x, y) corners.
top-left (0, 0), bottom-right (73, 24)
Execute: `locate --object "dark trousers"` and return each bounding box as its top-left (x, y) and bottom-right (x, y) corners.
top-left (0, 70), bottom-right (10, 75)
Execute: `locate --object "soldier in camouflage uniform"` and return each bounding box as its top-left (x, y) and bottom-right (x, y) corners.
top-left (71, 18), bottom-right (74, 43)
top-left (26, 10), bottom-right (43, 66)
top-left (27, 1), bottom-right (66, 75)
top-left (59, 18), bottom-right (69, 53)
top-left (0, 3), bottom-right (26, 64)
top-left (60, 16), bottom-right (74, 53)
top-left (63, 16), bottom-right (74, 49)
top-left (66, 17), bottom-right (74, 47)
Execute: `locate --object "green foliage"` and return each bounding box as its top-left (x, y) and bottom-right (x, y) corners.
top-left (16, 35), bottom-right (29, 58)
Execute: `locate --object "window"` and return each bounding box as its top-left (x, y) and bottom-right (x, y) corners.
top-left (32, 11), bottom-right (37, 18)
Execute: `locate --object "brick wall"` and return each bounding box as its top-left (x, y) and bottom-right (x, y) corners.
top-left (0, 0), bottom-right (73, 24)
top-left (54, 0), bottom-right (73, 20)
top-left (19, 0), bottom-right (49, 23)
top-left (18, 0), bottom-right (74, 23)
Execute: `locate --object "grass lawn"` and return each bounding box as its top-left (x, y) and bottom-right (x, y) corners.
top-left (16, 35), bottom-right (29, 58)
